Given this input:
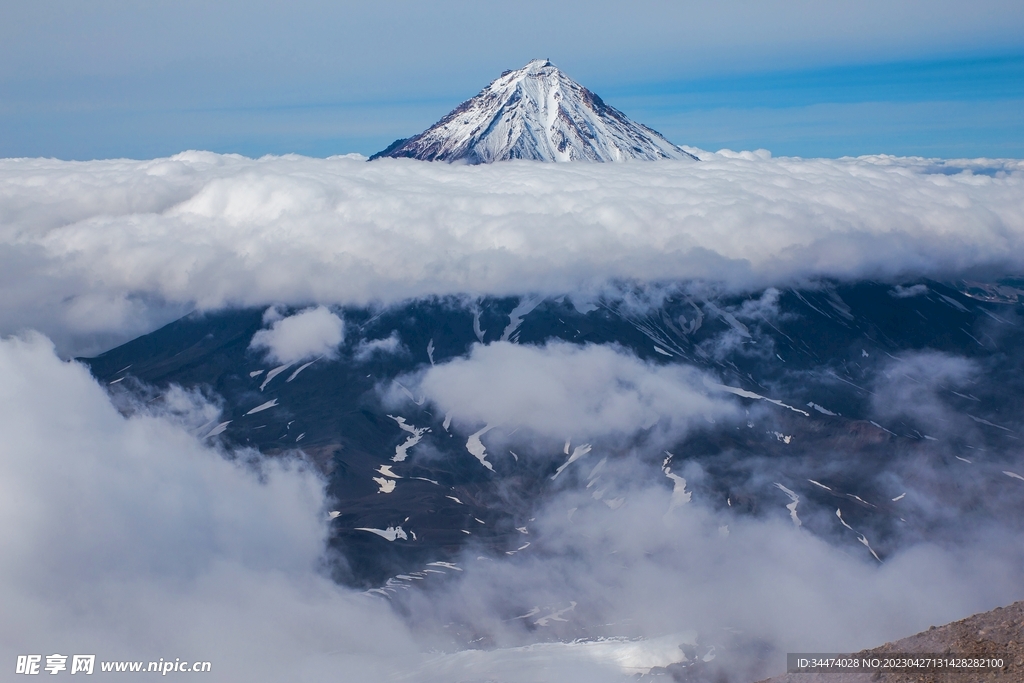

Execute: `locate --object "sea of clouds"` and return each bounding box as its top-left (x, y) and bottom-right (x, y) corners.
top-left (2, 152), bottom-right (1024, 681)
top-left (1, 151), bottom-right (1022, 356)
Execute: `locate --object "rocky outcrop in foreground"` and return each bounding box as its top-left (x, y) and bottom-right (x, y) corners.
top-left (758, 600), bottom-right (1024, 683)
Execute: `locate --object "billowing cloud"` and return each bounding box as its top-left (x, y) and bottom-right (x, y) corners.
top-left (3, 331), bottom-right (1023, 682)
top-left (396, 463), bottom-right (1024, 681)
top-left (1, 153), bottom-right (1023, 355)
top-left (354, 331), bottom-right (405, 362)
top-left (0, 333), bottom-right (418, 681)
top-left (249, 306), bottom-right (344, 364)
top-left (379, 335), bottom-right (1024, 679)
top-left (4, 150), bottom-right (1024, 681)
top-left (408, 340), bottom-right (735, 442)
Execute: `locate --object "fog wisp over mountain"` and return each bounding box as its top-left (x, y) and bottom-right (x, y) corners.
top-left (2, 150), bottom-right (1024, 681)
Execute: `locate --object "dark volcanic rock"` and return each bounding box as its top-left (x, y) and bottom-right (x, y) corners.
top-left (81, 279), bottom-right (1024, 590)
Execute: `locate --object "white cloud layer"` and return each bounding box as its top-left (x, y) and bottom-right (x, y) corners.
top-left (249, 306), bottom-right (344, 364)
top-left (4, 150), bottom-right (1024, 680)
top-left (388, 341), bottom-right (1024, 679)
top-left (410, 341), bottom-right (735, 441)
top-left (1, 152), bottom-right (1022, 354)
top-left (3, 333), bottom-right (1023, 682)
top-left (354, 330), bottom-right (404, 362)
top-left (0, 333), bottom-right (419, 681)
top-left (402, 469), bottom-right (1024, 681)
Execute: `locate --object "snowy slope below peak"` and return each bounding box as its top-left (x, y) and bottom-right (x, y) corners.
top-left (371, 59), bottom-right (697, 164)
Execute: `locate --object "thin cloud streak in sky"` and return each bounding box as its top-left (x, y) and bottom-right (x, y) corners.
top-left (1, 152), bottom-right (1023, 355)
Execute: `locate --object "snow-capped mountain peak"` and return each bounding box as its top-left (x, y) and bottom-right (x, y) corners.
top-left (370, 60), bottom-right (697, 163)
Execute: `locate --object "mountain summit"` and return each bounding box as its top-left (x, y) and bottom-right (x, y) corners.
top-left (370, 59), bottom-right (697, 163)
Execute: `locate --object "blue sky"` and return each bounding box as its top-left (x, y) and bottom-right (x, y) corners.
top-left (616, 55), bottom-right (1024, 158)
top-left (1, 1), bottom-right (1022, 160)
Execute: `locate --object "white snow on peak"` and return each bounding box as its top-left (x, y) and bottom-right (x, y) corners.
top-left (286, 358), bottom-right (319, 382)
top-left (858, 534), bottom-right (883, 562)
top-left (426, 561), bottom-right (462, 571)
top-left (245, 398), bottom-right (278, 415)
top-left (703, 378), bottom-right (810, 416)
top-left (372, 60), bottom-right (696, 164)
top-left (836, 508), bottom-right (854, 530)
top-left (203, 421), bottom-right (231, 439)
top-left (467, 425), bottom-right (495, 471)
top-left (376, 464), bottom-right (401, 478)
top-left (662, 452), bottom-right (691, 514)
top-left (259, 363), bottom-right (291, 391)
top-left (968, 414), bottom-right (1014, 433)
top-left (807, 402), bottom-right (838, 416)
top-left (552, 443), bottom-right (593, 480)
top-left (388, 415), bottom-right (429, 462)
top-left (774, 483), bottom-right (802, 527)
top-left (533, 601), bottom-right (577, 627)
top-left (373, 464), bottom-right (401, 493)
top-left (501, 296), bottom-right (543, 342)
top-left (355, 525), bottom-right (408, 541)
